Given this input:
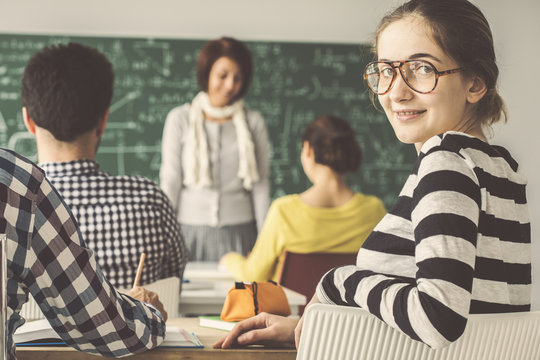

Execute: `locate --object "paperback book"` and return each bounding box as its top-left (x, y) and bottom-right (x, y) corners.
top-left (14, 319), bottom-right (202, 348)
top-left (198, 315), bottom-right (237, 331)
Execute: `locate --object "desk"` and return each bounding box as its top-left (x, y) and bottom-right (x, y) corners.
top-left (181, 262), bottom-right (307, 316)
top-left (16, 318), bottom-right (296, 360)
top-left (184, 261), bottom-right (235, 282)
top-left (181, 285), bottom-right (306, 316)
top-left (181, 262), bottom-right (306, 316)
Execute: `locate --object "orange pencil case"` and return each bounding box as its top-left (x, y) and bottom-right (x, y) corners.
top-left (221, 281), bottom-right (291, 322)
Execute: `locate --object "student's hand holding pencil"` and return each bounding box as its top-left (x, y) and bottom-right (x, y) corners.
top-left (126, 253), bottom-right (169, 322)
top-left (127, 287), bottom-right (168, 322)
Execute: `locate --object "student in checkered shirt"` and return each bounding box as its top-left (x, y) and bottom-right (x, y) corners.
top-left (1, 147), bottom-right (168, 359)
top-left (21, 42), bottom-right (188, 290)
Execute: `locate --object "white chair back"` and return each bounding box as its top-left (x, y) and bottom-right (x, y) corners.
top-left (297, 303), bottom-right (540, 360)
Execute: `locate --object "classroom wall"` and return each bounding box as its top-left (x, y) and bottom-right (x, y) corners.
top-left (1, 0), bottom-right (539, 309)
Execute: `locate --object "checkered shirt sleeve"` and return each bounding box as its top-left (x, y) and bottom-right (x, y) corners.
top-left (1, 149), bottom-right (165, 359)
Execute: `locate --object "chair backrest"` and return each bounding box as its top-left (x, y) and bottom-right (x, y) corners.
top-left (20, 276), bottom-right (180, 321)
top-left (297, 303), bottom-right (540, 360)
top-left (278, 251), bottom-right (356, 314)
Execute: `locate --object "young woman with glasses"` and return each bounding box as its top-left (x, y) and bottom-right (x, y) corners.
top-left (215, 0), bottom-right (530, 351)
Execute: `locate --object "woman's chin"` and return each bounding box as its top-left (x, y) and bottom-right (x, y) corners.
top-left (394, 132), bottom-right (419, 145)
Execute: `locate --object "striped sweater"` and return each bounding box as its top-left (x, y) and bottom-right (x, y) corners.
top-left (316, 131), bottom-right (531, 349)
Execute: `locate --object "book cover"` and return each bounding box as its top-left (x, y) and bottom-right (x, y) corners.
top-left (13, 319), bottom-right (59, 345)
top-left (161, 326), bottom-right (203, 348)
top-left (198, 315), bottom-right (237, 331)
top-left (14, 319), bottom-right (202, 348)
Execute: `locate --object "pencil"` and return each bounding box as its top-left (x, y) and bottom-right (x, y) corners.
top-left (133, 253), bottom-right (146, 288)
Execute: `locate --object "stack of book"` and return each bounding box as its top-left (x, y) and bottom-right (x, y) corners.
top-left (198, 315), bottom-right (237, 331)
top-left (14, 319), bottom-right (202, 348)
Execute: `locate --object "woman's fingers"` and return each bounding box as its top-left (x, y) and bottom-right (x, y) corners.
top-left (214, 314), bottom-right (267, 348)
top-left (213, 313), bottom-right (298, 349)
top-left (237, 327), bottom-right (273, 345)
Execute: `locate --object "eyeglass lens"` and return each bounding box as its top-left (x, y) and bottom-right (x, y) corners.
top-left (365, 60), bottom-right (436, 94)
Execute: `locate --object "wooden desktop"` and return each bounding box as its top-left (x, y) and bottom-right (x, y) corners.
top-left (16, 263), bottom-right (303, 359)
top-left (16, 317), bottom-right (296, 360)
top-left (180, 262), bottom-right (307, 316)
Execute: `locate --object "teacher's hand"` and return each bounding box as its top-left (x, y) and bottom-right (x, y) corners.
top-left (214, 312), bottom-right (298, 349)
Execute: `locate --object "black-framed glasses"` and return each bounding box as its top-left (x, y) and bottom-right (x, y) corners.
top-left (363, 60), bottom-right (464, 95)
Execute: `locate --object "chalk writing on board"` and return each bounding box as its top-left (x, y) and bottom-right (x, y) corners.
top-left (0, 35), bottom-right (417, 209)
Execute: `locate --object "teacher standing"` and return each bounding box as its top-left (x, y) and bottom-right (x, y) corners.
top-left (160, 37), bottom-right (270, 261)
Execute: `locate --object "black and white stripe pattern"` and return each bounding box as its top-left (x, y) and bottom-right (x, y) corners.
top-left (40, 159), bottom-right (188, 289)
top-left (317, 132), bottom-right (530, 349)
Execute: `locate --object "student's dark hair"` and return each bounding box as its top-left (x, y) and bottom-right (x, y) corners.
top-left (21, 42), bottom-right (114, 142)
top-left (302, 115), bottom-right (362, 175)
top-left (196, 37), bottom-right (253, 101)
top-left (374, 0), bottom-right (506, 127)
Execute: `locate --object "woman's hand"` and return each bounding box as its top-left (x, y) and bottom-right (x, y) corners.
top-left (214, 312), bottom-right (298, 349)
top-left (294, 293), bottom-right (321, 348)
top-left (126, 286), bottom-right (168, 322)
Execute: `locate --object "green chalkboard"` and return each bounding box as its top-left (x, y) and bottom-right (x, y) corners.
top-left (0, 34), bottom-right (417, 208)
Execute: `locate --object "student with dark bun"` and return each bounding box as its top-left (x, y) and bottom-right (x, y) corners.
top-left (220, 115), bottom-right (386, 282)
top-left (160, 37), bottom-right (270, 261)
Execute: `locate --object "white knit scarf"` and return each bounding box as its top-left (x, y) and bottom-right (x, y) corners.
top-left (183, 91), bottom-right (260, 190)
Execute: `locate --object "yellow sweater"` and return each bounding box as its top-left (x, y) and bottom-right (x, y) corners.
top-left (222, 193), bottom-right (386, 282)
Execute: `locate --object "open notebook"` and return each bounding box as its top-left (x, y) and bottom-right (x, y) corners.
top-left (20, 276), bottom-right (180, 321)
top-left (14, 319), bottom-right (202, 348)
